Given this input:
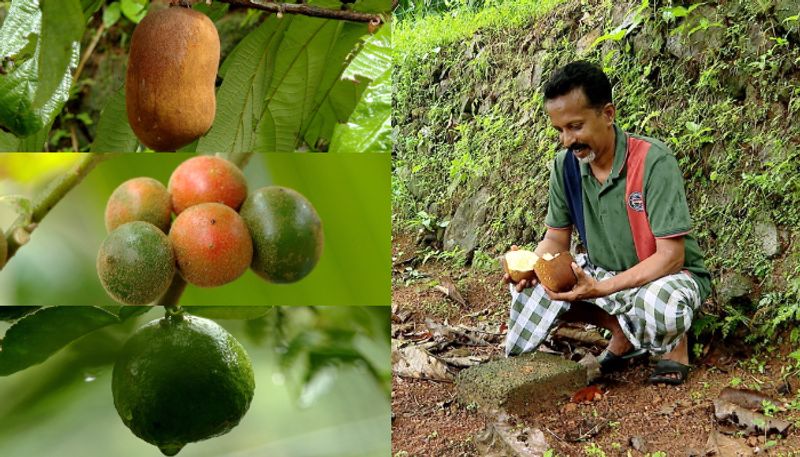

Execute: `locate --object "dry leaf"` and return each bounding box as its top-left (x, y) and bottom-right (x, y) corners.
top-left (713, 399), bottom-right (791, 436)
top-left (392, 344), bottom-right (453, 381)
top-left (705, 429), bottom-right (753, 456)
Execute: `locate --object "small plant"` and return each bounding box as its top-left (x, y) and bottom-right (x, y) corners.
top-left (584, 443), bottom-right (607, 457)
top-left (762, 399), bottom-right (780, 417)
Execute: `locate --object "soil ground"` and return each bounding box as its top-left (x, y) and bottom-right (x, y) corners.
top-left (391, 233), bottom-right (800, 457)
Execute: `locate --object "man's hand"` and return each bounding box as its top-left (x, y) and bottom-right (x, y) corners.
top-left (543, 262), bottom-right (605, 301)
top-left (501, 245), bottom-right (539, 293)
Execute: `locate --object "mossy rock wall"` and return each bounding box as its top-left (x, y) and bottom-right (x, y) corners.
top-left (393, 0), bottom-right (800, 330)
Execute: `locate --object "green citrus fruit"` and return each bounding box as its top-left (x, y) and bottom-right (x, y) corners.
top-left (240, 186), bottom-right (323, 283)
top-left (112, 314), bottom-right (255, 456)
top-left (168, 156), bottom-right (247, 214)
top-left (169, 202), bottom-right (253, 287)
top-left (105, 177), bottom-right (172, 233)
top-left (97, 221), bottom-right (175, 305)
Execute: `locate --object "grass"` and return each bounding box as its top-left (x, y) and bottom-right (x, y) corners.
top-left (394, 0), bottom-right (566, 59)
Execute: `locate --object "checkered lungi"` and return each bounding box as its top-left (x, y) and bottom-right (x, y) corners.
top-left (505, 253), bottom-right (702, 357)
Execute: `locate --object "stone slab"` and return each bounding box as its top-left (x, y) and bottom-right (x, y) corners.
top-left (456, 352), bottom-right (586, 416)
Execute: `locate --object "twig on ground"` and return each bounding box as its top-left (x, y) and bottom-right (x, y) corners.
top-left (553, 326), bottom-right (609, 347)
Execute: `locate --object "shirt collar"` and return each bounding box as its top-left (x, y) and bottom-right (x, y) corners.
top-left (579, 124), bottom-right (627, 180)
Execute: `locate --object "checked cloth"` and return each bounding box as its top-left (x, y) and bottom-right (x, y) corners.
top-left (505, 253), bottom-right (702, 357)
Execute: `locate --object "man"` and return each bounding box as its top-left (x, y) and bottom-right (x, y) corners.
top-left (503, 60), bottom-right (711, 384)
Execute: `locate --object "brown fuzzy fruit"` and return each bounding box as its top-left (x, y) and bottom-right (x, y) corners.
top-left (534, 252), bottom-right (577, 293)
top-left (126, 7), bottom-right (220, 151)
top-left (168, 156), bottom-right (247, 214)
top-left (105, 177), bottom-right (172, 233)
top-left (503, 250), bottom-right (539, 283)
top-left (169, 203), bottom-right (252, 287)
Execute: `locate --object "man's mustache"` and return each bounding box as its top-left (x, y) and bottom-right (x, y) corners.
top-left (567, 143), bottom-right (589, 153)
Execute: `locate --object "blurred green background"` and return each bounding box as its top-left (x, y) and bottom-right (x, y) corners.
top-left (0, 306), bottom-right (390, 457)
top-left (0, 153), bottom-right (390, 306)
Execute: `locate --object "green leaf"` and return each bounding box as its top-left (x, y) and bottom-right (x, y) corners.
top-left (91, 87), bottom-right (139, 152)
top-left (117, 305), bottom-right (152, 321)
top-left (353, 0), bottom-right (392, 13)
top-left (36, 0), bottom-right (84, 108)
top-left (0, 306), bottom-right (40, 322)
top-left (329, 25), bottom-right (391, 153)
top-left (198, 16), bottom-right (371, 153)
top-left (0, 0), bottom-right (79, 137)
top-left (0, 307), bottom-right (120, 376)
top-left (255, 19), bottom-right (368, 151)
top-left (197, 17), bottom-right (289, 154)
top-left (103, 2), bottom-right (122, 28)
top-left (342, 24), bottom-right (390, 82)
top-left (120, 0), bottom-right (146, 23)
top-left (193, 1), bottom-right (229, 22)
top-left (303, 77), bottom-right (367, 151)
top-left (183, 306), bottom-right (273, 320)
top-left (329, 72), bottom-right (390, 152)
top-left (82, 0), bottom-right (105, 19)
top-left (0, 0), bottom-right (41, 61)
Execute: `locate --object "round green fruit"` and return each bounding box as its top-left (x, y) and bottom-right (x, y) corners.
top-left (112, 314), bottom-right (255, 456)
top-left (240, 186), bottom-right (323, 283)
top-left (97, 221), bottom-right (175, 305)
top-left (169, 202), bottom-right (252, 287)
top-left (105, 177), bottom-right (172, 233)
top-left (168, 156), bottom-right (247, 214)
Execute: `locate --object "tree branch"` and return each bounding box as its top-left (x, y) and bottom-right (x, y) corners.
top-left (217, 0), bottom-right (385, 24)
top-left (3, 153), bottom-right (109, 262)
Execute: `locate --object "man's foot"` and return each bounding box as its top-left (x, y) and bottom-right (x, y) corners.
top-left (649, 335), bottom-right (690, 384)
top-left (606, 332), bottom-right (633, 357)
top-left (597, 332), bottom-right (646, 375)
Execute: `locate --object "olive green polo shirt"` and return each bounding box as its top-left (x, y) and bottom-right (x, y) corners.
top-left (544, 124), bottom-right (712, 300)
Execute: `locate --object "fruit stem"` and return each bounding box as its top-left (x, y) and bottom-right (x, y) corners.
top-left (157, 274), bottom-right (188, 307)
top-left (3, 153), bottom-right (109, 263)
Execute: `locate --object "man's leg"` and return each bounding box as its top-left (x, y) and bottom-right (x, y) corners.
top-left (658, 334), bottom-right (689, 381)
top-left (615, 272), bottom-right (701, 381)
top-left (505, 282), bottom-right (571, 356)
top-left (560, 301), bottom-right (633, 356)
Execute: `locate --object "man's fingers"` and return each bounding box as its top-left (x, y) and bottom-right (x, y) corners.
top-left (502, 273), bottom-right (511, 284)
top-left (510, 245), bottom-right (519, 251)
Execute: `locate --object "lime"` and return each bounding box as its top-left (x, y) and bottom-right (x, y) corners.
top-left (112, 314), bottom-right (255, 456)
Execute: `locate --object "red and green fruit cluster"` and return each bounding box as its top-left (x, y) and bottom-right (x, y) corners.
top-left (97, 156), bottom-right (324, 305)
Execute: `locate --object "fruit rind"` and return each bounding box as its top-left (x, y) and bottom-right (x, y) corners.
top-left (97, 221), bottom-right (176, 305)
top-left (534, 251), bottom-right (578, 292)
top-left (112, 314), bottom-right (255, 452)
top-left (240, 186), bottom-right (323, 283)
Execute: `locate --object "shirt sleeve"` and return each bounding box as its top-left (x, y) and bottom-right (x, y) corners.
top-left (645, 153), bottom-right (693, 238)
top-left (544, 153), bottom-right (572, 229)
